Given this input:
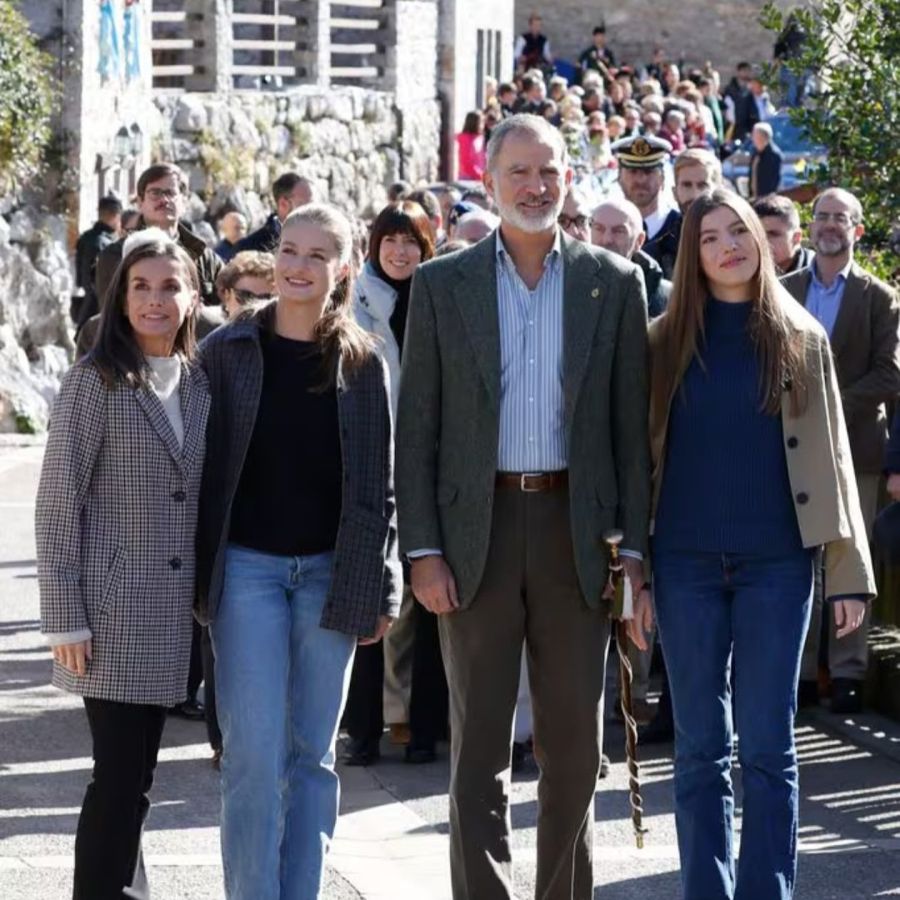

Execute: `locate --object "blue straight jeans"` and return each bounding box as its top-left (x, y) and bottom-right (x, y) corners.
top-left (653, 550), bottom-right (814, 900)
top-left (210, 544), bottom-right (357, 900)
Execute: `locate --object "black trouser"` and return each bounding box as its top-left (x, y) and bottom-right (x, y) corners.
top-left (74, 698), bottom-right (167, 900)
top-left (343, 642), bottom-right (384, 742)
top-left (186, 620), bottom-right (203, 702)
top-left (200, 625), bottom-right (222, 752)
top-left (343, 603), bottom-right (449, 748)
top-left (408, 601), bottom-right (449, 748)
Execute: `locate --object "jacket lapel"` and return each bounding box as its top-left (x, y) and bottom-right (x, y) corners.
top-left (562, 236), bottom-right (606, 425)
top-left (784, 269), bottom-right (812, 306)
top-left (453, 237), bottom-right (501, 410)
top-left (134, 381), bottom-right (186, 470)
top-left (179, 362), bottom-right (210, 476)
top-left (829, 265), bottom-right (866, 359)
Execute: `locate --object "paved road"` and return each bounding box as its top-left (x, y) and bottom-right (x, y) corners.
top-left (1, 438), bottom-right (899, 899)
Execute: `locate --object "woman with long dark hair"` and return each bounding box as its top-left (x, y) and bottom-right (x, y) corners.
top-left (343, 200), bottom-right (446, 765)
top-left (631, 188), bottom-right (874, 900)
top-left (196, 204), bottom-right (401, 899)
top-left (37, 231), bottom-right (209, 900)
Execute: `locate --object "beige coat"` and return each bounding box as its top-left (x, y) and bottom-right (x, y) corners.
top-left (649, 287), bottom-right (876, 601)
top-left (781, 262), bottom-right (900, 474)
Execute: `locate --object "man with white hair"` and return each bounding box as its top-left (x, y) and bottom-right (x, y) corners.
top-left (749, 121), bottom-right (782, 199)
top-left (397, 113), bottom-right (651, 899)
top-left (455, 208), bottom-right (500, 244)
top-left (591, 197), bottom-right (670, 318)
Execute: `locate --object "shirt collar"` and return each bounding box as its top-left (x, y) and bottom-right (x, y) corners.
top-left (495, 227), bottom-right (562, 270)
top-left (811, 258), bottom-right (853, 289)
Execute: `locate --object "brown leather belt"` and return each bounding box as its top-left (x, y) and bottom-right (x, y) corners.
top-left (495, 470), bottom-right (569, 492)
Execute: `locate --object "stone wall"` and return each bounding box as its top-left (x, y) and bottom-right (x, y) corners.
top-left (0, 214), bottom-right (73, 433)
top-left (515, 0), bottom-right (794, 77)
top-left (392, 0), bottom-right (442, 185)
top-left (153, 85), bottom-right (439, 227)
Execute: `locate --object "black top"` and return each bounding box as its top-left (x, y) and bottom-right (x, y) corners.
top-left (371, 260), bottom-right (413, 358)
top-left (229, 332), bottom-right (343, 556)
top-left (235, 213), bottom-right (282, 254)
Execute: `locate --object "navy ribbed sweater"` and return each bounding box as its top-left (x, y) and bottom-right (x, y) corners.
top-left (653, 299), bottom-right (803, 555)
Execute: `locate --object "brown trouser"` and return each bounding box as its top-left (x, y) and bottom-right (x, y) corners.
top-left (439, 486), bottom-right (611, 900)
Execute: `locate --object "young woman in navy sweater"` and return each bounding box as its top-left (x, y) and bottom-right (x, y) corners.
top-left (631, 189), bottom-right (874, 900)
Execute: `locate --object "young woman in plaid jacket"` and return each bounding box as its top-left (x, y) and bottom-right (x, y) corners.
top-left (196, 203), bottom-right (401, 899)
top-left (36, 231), bottom-right (210, 900)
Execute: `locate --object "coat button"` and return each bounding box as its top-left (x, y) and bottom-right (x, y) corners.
top-left (786, 437), bottom-right (798, 449)
top-left (796, 492), bottom-right (809, 505)
top-left (172, 490), bottom-right (186, 502)
top-left (169, 556), bottom-right (182, 570)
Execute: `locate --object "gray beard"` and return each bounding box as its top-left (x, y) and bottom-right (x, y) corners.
top-left (814, 235), bottom-right (851, 257)
top-left (494, 195), bottom-right (564, 234)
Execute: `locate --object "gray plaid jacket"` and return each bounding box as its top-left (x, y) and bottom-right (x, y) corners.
top-left (195, 304), bottom-right (401, 637)
top-left (36, 358), bottom-right (210, 706)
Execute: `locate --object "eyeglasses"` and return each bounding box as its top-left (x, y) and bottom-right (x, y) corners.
top-left (813, 211), bottom-right (857, 226)
top-left (558, 214), bottom-right (589, 230)
top-left (145, 187), bottom-right (180, 201)
top-left (233, 288), bottom-right (276, 305)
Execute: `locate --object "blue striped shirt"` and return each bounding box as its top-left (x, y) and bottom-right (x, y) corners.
top-left (805, 259), bottom-right (852, 339)
top-left (496, 230), bottom-right (567, 472)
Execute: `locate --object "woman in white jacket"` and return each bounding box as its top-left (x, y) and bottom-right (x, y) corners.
top-left (345, 200), bottom-right (444, 764)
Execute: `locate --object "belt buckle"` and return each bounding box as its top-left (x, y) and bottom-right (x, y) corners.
top-left (520, 472), bottom-right (543, 493)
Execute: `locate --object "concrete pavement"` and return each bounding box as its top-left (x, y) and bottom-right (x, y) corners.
top-left (1, 437), bottom-right (899, 898)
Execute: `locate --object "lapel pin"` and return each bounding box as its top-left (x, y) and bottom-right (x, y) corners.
top-left (591, 288), bottom-right (600, 298)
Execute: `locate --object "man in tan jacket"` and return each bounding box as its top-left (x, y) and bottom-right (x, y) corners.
top-left (782, 187), bottom-right (900, 713)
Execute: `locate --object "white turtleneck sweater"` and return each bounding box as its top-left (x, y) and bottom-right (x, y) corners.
top-left (147, 355), bottom-right (184, 447)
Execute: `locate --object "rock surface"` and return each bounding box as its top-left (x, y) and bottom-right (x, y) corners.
top-left (153, 86), bottom-right (440, 228)
top-left (0, 214), bottom-right (73, 433)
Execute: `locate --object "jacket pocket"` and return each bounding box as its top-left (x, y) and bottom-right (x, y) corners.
top-left (98, 546), bottom-right (127, 617)
top-left (331, 508), bottom-right (391, 606)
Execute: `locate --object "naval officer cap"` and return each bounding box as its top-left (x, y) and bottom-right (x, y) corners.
top-left (611, 134), bottom-right (673, 169)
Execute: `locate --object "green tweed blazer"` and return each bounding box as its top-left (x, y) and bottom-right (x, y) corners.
top-left (396, 231), bottom-right (652, 609)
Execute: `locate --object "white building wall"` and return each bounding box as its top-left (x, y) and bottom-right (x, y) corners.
top-left (439, 0), bottom-right (515, 179)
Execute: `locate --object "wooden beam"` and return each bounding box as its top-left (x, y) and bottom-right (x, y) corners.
top-left (232, 65), bottom-right (297, 76)
top-left (331, 43), bottom-right (379, 54)
top-left (329, 17), bottom-right (381, 29)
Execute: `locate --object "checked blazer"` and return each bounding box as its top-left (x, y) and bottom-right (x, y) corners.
top-left (195, 302), bottom-right (402, 637)
top-left (36, 357), bottom-right (210, 706)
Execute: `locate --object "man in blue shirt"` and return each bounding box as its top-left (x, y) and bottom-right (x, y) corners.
top-left (782, 187), bottom-right (900, 713)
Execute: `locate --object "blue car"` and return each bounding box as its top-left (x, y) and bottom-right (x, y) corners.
top-left (722, 112), bottom-right (827, 197)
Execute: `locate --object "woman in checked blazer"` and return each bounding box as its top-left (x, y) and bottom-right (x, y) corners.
top-left (36, 231), bottom-right (210, 900)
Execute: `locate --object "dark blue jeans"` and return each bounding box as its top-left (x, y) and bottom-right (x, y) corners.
top-left (653, 550), bottom-right (814, 900)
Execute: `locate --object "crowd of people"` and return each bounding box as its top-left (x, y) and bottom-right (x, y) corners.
top-left (41, 25), bottom-right (898, 899)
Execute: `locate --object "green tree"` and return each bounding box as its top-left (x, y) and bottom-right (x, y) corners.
top-left (0, 1), bottom-right (55, 195)
top-left (760, 0), bottom-right (899, 252)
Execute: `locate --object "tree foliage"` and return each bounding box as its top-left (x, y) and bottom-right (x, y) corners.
top-left (760, 1), bottom-right (899, 251)
top-left (0, 1), bottom-right (55, 196)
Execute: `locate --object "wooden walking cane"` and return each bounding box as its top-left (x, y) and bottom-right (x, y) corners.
top-left (604, 528), bottom-right (648, 849)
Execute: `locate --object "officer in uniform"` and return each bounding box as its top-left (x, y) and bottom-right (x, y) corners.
top-left (611, 134), bottom-right (682, 279)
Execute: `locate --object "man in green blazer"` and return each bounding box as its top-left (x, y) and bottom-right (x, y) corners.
top-left (782, 186), bottom-right (900, 713)
top-left (396, 114), bottom-right (652, 899)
